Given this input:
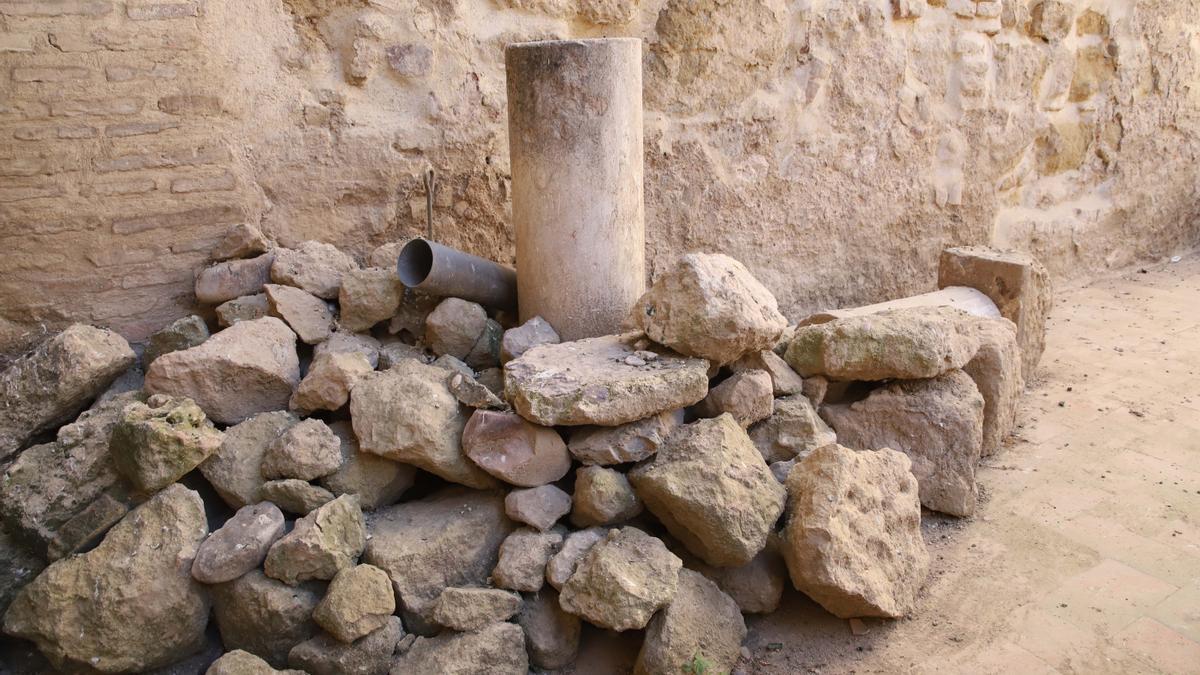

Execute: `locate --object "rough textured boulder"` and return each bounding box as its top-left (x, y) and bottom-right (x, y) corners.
top-left (0, 391), bottom-right (142, 559)
top-left (463, 410), bottom-right (571, 487)
top-left (729, 349), bottom-right (805, 396)
top-left (628, 253), bottom-right (787, 364)
top-left (505, 334), bottom-right (709, 426)
top-left (784, 307), bottom-right (980, 381)
top-left (207, 650), bottom-right (305, 675)
top-left (0, 323), bottom-right (135, 460)
top-left (3, 484), bottom-right (210, 672)
top-left (144, 315), bottom-right (210, 366)
top-left (696, 369), bottom-right (774, 427)
top-left (545, 527), bottom-right (606, 590)
top-left (319, 421), bottom-right (415, 510)
top-left (196, 253), bottom-right (275, 305)
top-left (314, 564), bottom-right (395, 643)
top-left (110, 395), bottom-right (224, 493)
top-left (211, 570), bottom-right (322, 667)
top-left (567, 409), bottom-right (684, 465)
top-left (634, 569), bottom-right (747, 675)
top-left (747, 394), bottom-right (837, 463)
top-left (558, 527), bottom-right (682, 631)
top-left (216, 293), bottom-right (270, 327)
top-left (391, 621), bottom-right (528, 675)
top-left (630, 414), bottom-right (786, 567)
top-left (492, 527), bottom-right (562, 592)
top-left (265, 284), bottom-right (334, 345)
top-left (291, 351), bottom-right (373, 413)
top-left (192, 502), bottom-right (286, 584)
top-left (516, 588), bottom-right (580, 670)
top-left (781, 444), bottom-right (930, 618)
top-left (500, 315), bottom-right (560, 363)
top-left (261, 418), bottom-right (342, 481)
top-left (200, 411), bottom-right (298, 508)
top-left (338, 267), bottom-right (403, 332)
top-left (964, 318), bottom-right (1024, 456)
top-left (145, 317), bottom-right (301, 425)
top-left (822, 370), bottom-right (985, 517)
top-left (431, 587), bottom-right (522, 631)
top-left (264, 494), bottom-right (366, 585)
top-left (505, 484), bottom-right (572, 531)
top-left (362, 488), bottom-right (514, 633)
top-left (425, 297), bottom-right (489, 360)
top-left (571, 465), bottom-right (642, 527)
top-left (270, 240), bottom-right (358, 300)
top-left (350, 360), bottom-right (497, 489)
top-left (211, 223), bottom-right (270, 261)
top-left (287, 616), bottom-right (402, 675)
top-left (260, 479), bottom-right (335, 515)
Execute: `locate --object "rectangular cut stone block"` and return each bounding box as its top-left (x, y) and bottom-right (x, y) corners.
top-left (111, 204), bottom-right (241, 235)
top-left (0, 33), bottom-right (37, 52)
top-left (0, 1), bottom-right (112, 16)
top-left (50, 98), bottom-right (141, 117)
top-left (12, 66), bottom-right (90, 82)
top-left (127, 2), bottom-right (199, 20)
top-left (104, 120), bottom-right (182, 138)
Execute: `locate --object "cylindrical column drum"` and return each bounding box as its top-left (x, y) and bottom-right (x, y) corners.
top-left (506, 38), bottom-right (645, 341)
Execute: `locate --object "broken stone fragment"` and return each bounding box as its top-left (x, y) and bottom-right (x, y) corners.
top-left (145, 317), bottom-right (301, 425)
top-left (207, 649), bottom-right (305, 675)
top-left (784, 307), bottom-right (981, 381)
top-left (261, 417), bottom-right (343, 482)
top-left (691, 536), bottom-right (788, 614)
top-left (319, 421), bottom-right (414, 510)
top-left (265, 283), bottom-right (334, 345)
top-left (500, 315), bottom-right (560, 363)
top-left (747, 393), bottom-right (837, 463)
top-left (350, 360), bottom-right (495, 488)
top-left (316, 330), bottom-right (381, 367)
top-left (505, 484), bottom-right (572, 531)
top-left (493, 526), bottom-right (563, 592)
top-left (144, 315), bottom-right (209, 366)
top-left (696, 369), bottom-right (774, 427)
top-left (545, 527), bottom-right (606, 590)
top-left (463, 409), bottom-right (571, 487)
top-left (313, 564), bottom-right (396, 643)
top-left (628, 252), bottom-right (787, 365)
top-left (571, 465), bottom-right (643, 527)
top-left (377, 340), bottom-right (431, 369)
top-left (264, 494), bottom-right (366, 585)
top-left (781, 444), bottom-right (929, 618)
top-left (516, 587), bottom-right (581, 670)
top-left (270, 240), bottom-right (359, 300)
top-left (362, 488), bottom-right (514, 633)
top-left (211, 223), bottom-right (271, 261)
top-left (260, 479), bottom-right (335, 515)
top-left (558, 527), bottom-right (682, 631)
top-left (290, 351), bottom-right (373, 413)
top-left (822, 370), bottom-right (985, 517)
top-left (505, 334), bottom-right (709, 426)
top-left (729, 349), bottom-right (805, 396)
top-left (567, 409), bottom-right (684, 465)
top-left (211, 569), bottom-right (322, 668)
top-left (216, 293), bottom-right (270, 327)
top-left (338, 267), bottom-right (403, 332)
top-left (802, 374), bottom-right (829, 406)
top-left (391, 621), bottom-right (528, 675)
top-left (425, 297), bottom-right (489, 361)
top-left (109, 395), bottom-right (224, 493)
top-left (388, 289), bottom-right (441, 341)
top-left (200, 411), bottom-right (299, 509)
top-left (197, 253), bottom-right (276, 305)
top-left (634, 569), bottom-right (747, 675)
top-left (447, 370), bottom-right (507, 409)
top-left (432, 587), bottom-right (522, 631)
top-left (965, 318), bottom-right (1024, 456)
top-left (286, 616), bottom-right (402, 675)
top-left (630, 414), bottom-right (786, 567)
top-left (0, 323), bottom-right (135, 460)
top-left (3, 484), bottom-right (210, 673)
top-left (192, 502), bottom-right (287, 584)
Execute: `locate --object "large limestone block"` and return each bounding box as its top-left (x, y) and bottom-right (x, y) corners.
top-left (628, 252), bottom-right (786, 364)
top-left (391, 621), bottom-right (528, 675)
top-left (939, 246), bottom-right (1051, 378)
top-left (264, 494), bottom-right (366, 585)
top-left (504, 334), bottom-right (709, 426)
top-left (196, 253), bottom-right (275, 305)
top-left (338, 267), bottom-right (403, 332)
top-left (109, 395), bottom-right (224, 493)
top-left (0, 324), bottom-right (135, 460)
top-left (265, 284), bottom-right (334, 345)
top-left (695, 369), bottom-right (773, 427)
top-left (145, 317), bottom-right (301, 425)
top-left (207, 649), bottom-right (305, 675)
top-left (781, 445), bottom-right (929, 618)
top-left (211, 570), bottom-right (322, 668)
top-left (558, 527), bottom-right (682, 631)
top-left (965, 318), bottom-right (1024, 456)
top-left (291, 351), bottom-right (373, 413)
top-left (314, 564), bottom-right (395, 643)
top-left (634, 569), bottom-right (746, 675)
top-left (260, 417), bottom-right (342, 481)
top-left (505, 484), bottom-right (572, 531)
top-left (287, 616), bottom-right (402, 675)
top-left (567, 409), bottom-right (684, 465)
top-left (462, 409), bottom-right (571, 487)
top-left (630, 414), bottom-right (786, 567)
top-left (211, 223), bottom-right (270, 261)
top-left (362, 488), bottom-right (514, 633)
top-left (747, 393), bottom-right (837, 463)
top-left (270, 240), bottom-right (358, 300)
top-left (492, 527), bottom-right (562, 592)
top-left (822, 370), bottom-right (985, 517)
top-left (144, 315), bottom-right (210, 366)
top-left (200, 411), bottom-right (298, 509)
top-left (784, 307), bottom-right (980, 381)
top-left (571, 465), bottom-right (642, 527)
top-left (350, 360), bottom-right (497, 489)
top-left (432, 587), bottom-right (521, 631)
top-left (3, 484), bottom-right (210, 673)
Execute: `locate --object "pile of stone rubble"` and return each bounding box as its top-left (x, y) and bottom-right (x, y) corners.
top-left (0, 223), bottom-right (1048, 675)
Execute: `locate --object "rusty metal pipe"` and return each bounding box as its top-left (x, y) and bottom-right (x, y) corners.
top-left (395, 238), bottom-right (517, 310)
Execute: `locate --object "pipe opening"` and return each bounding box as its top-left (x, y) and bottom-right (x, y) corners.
top-left (397, 238), bottom-right (434, 287)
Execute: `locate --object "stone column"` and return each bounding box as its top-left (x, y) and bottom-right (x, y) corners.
top-left (506, 38), bottom-right (645, 341)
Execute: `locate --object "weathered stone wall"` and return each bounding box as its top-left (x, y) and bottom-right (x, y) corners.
top-left (2, 0), bottom-right (1199, 356)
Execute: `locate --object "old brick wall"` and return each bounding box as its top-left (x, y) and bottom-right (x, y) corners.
top-left (1, 0), bottom-right (1199, 357)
